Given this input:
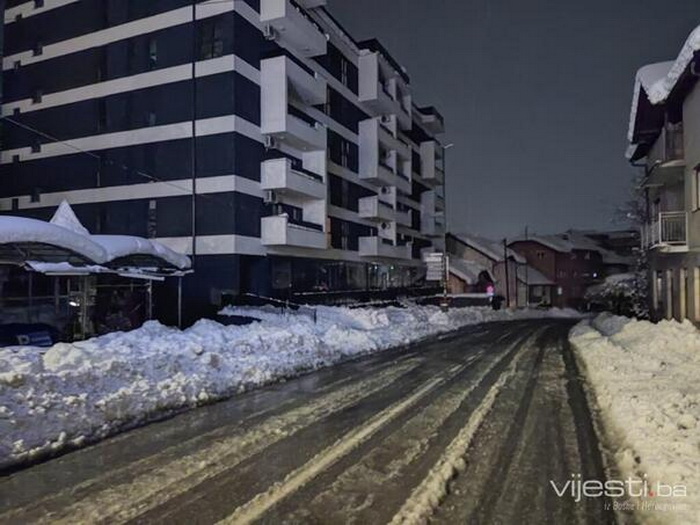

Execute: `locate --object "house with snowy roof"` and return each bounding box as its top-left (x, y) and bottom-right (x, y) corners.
top-left (446, 233), bottom-right (530, 307)
top-left (626, 24), bottom-right (700, 323)
top-left (508, 233), bottom-right (608, 309)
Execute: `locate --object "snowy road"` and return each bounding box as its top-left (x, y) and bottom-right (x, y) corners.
top-left (0, 319), bottom-right (615, 524)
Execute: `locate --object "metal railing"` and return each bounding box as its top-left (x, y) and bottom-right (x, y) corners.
top-left (643, 211), bottom-right (688, 247)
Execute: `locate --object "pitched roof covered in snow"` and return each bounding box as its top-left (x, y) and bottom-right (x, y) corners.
top-left (516, 265), bottom-right (555, 286)
top-left (628, 25), bottom-right (700, 149)
top-left (451, 233), bottom-right (526, 264)
top-left (509, 234), bottom-right (574, 253)
top-left (449, 258), bottom-right (491, 285)
top-left (509, 232), bottom-right (633, 268)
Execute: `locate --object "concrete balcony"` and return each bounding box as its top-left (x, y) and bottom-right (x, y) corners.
top-left (261, 53), bottom-right (327, 106)
top-left (642, 211), bottom-right (688, 252)
top-left (421, 215), bottom-right (446, 237)
top-left (262, 215), bottom-right (326, 249)
top-left (359, 236), bottom-right (412, 260)
top-left (358, 50), bottom-right (412, 130)
top-left (261, 0), bottom-right (327, 57)
top-left (261, 102), bottom-right (326, 152)
top-left (358, 118), bottom-right (412, 193)
top-left (421, 189), bottom-right (444, 215)
top-left (261, 157), bottom-right (325, 200)
top-left (416, 106), bottom-right (445, 135)
top-left (358, 196), bottom-right (411, 226)
top-left (420, 140), bottom-right (445, 186)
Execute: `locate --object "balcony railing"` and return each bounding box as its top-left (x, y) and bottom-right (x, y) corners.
top-left (643, 211), bottom-right (688, 249)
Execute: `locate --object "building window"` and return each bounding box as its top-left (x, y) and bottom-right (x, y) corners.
top-left (341, 141), bottom-right (351, 169)
top-left (341, 221), bottom-right (350, 250)
top-left (340, 57), bottom-right (349, 87)
top-left (199, 19), bottom-right (223, 60)
top-left (98, 99), bottom-right (107, 131)
top-left (536, 251), bottom-right (545, 259)
top-left (147, 200), bottom-right (157, 238)
top-left (695, 164), bottom-right (700, 210)
top-left (148, 38), bottom-right (158, 70)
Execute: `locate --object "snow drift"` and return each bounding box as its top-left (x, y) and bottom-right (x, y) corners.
top-left (0, 304), bottom-right (577, 470)
top-left (570, 314), bottom-right (700, 524)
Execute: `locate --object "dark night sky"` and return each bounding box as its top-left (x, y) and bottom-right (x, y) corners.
top-left (330, 0), bottom-right (700, 239)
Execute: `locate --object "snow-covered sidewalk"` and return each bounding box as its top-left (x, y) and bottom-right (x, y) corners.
top-left (570, 314), bottom-right (700, 523)
top-left (0, 304), bottom-right (577, 470)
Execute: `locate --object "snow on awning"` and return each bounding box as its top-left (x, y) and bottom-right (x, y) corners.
top-left (2, 201), bottom-right (191, 272)
top-left (0, 216), bottom-right (108, 265)
top-left (92, 235), bottom-right (192, 271)
top-left (53, 199), bottom-right (191, 270)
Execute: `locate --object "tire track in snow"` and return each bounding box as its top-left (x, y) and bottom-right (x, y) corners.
top-left (215, 365), bottom-right (467, 525)
top-left (214, 326), bottom-right (533, 524)
top-left (264, 329), bottom-right (536, 523)
top-left (389, 329), bottom-right (546, 524)
top-left (0, 358), bottom-right (424, 525)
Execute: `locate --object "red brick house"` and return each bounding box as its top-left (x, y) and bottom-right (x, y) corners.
top-left (509, 234), bottom-right (606, 308)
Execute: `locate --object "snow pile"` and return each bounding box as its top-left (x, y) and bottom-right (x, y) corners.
top-left (0, 305), bottom-right (578, 470)
top-left (570, 314), bottom-right (700, 523)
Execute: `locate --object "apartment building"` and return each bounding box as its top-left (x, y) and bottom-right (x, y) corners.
top-left (0, 0), bottom-right (447, 323)
top-left (627, 24), bottom-right (700, 323)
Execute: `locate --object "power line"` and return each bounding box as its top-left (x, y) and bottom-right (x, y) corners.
top-left (0, 114), bottom-right (250, 214)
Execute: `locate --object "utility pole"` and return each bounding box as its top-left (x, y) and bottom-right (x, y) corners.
top-left (190, 0), bottom-right (198, 266)
top-left (525, 225), bottom-right (529, 306)
top-left (503, 238), bottom-right (511, 308)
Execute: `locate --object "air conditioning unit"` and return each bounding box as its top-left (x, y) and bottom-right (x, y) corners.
top-left (264, 136), bottom-right (277, 149)
top-left (263, 25), bottom-right (277, 41)
top-left (264, 190), bottom-right (279, 204)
